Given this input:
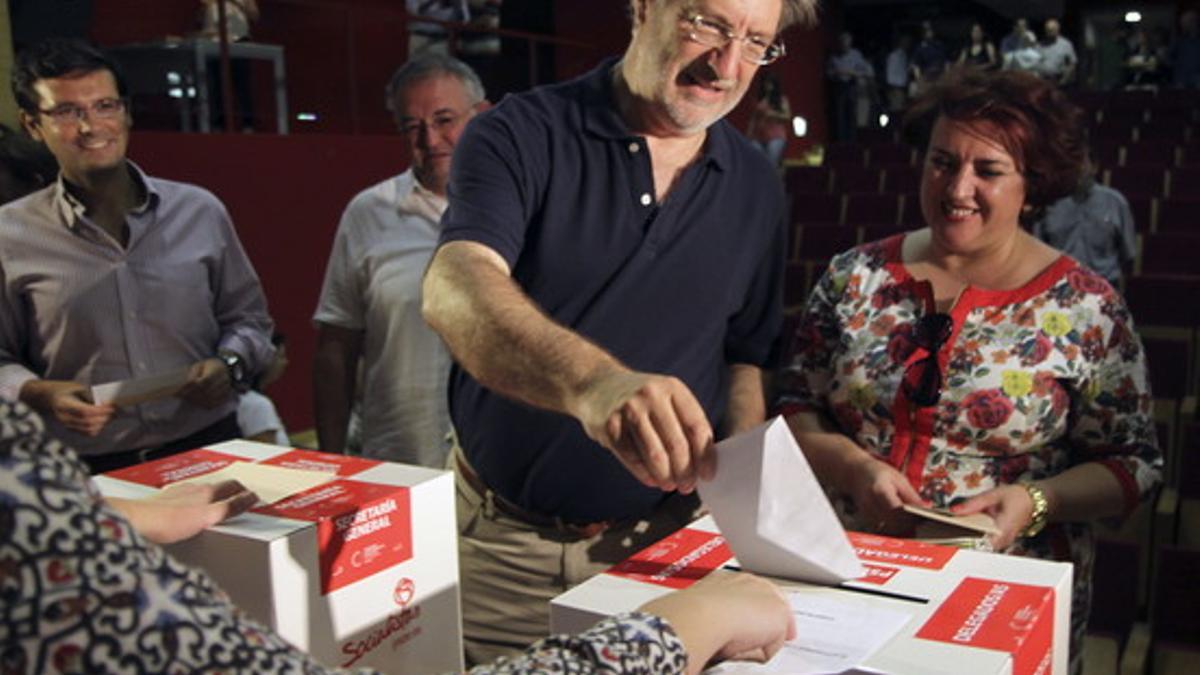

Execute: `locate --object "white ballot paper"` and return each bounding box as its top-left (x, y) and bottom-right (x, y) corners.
top-left (89, 366), bottom-right (191, 407)
top-left (698, 416), bottom-right (864, 584)
top-left (166, 462), bottom-right (335, 505)
top-left (705, 590), bottom-right (908, 674)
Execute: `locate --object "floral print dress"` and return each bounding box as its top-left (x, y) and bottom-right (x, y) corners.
top-left (777, 234), bottom-right (1162, 659)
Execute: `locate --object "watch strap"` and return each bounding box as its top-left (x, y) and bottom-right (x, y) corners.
top-left (220, 351), bottom-right (250, 393)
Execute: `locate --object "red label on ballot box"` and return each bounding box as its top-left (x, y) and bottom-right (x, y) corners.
top-left (258, 480), bottom-right (414, 594)
top-left (857, 563), bottom-right (901, 585)
top-left (917, 576), bottom-right (1055, 675)
top-left (103, 448), bottom-right (247, 487)
top-left (607, 528), bottom-right (733, 589)
top-left (847, 532), bottom-right (958, 570)
top-left (261, 449), bottom-right (381, 477)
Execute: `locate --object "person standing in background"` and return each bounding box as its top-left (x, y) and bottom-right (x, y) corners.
top-left (827, 31), bottom-right (874, 142)
top-left (884, 33), bottom-right (912, 113)
top-left (747, 71), bottom-right (792, 168)
top-left (1173, 10), bottom-right (1200, 88)
top-left (312, 54), bottom-right (488, 466)
top-left (1000, 17), bottom-right (1033, 57)
top-left (910, 21), bottom-right (948, 94)
top-left (958, 23), bottom-right (998, 70)
top-left (1033, 161), bottom-right (1136, 289)
top-left (1038, 18), bottom-right (1077, 85)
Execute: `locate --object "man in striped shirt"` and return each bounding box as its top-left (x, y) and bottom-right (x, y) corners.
top-left (0, 39), bottom-right (274, 473)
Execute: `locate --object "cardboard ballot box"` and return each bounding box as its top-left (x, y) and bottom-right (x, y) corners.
top-left (93, 441), bottom-right (462, 674)
top-left (551, 515), bottom-right (1072, 675)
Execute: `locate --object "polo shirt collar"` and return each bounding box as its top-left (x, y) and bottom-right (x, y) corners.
top-left (403, 169), bottom-right (449, 223)
top-left (580, 57), bottom-right (730, 172)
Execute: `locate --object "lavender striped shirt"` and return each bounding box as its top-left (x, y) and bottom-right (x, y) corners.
top-left (0, 162), bottom-right (274, 456)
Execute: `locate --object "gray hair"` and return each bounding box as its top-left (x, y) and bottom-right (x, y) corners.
top-left (781, 0), bottom-right (819, 29)
top-left (384, 53), bottom-right (486, 113)
top-left (629, 0), bottom-right (818, 30)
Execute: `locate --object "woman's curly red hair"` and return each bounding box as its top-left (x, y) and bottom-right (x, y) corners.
top-left (903, 67), bottom-right (1087, 225)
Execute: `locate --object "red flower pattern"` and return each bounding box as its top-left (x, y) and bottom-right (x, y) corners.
top-left (961, 389), bottom-right (1015, 430)
top-left (1067, 267), bottom-right (1112, 297)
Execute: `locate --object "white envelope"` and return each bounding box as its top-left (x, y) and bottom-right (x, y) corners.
top-left (698, 416), bottom-right (864, 584)
top-left (88, 366), bottom-right (192, 407)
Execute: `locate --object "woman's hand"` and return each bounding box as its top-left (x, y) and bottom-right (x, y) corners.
top-left (107, 480), bottom-right (259, 545)
top-left (951, 484), bottom-right (1036, 550)
top-left (785, 411), bottom-right (925, 535)
top-left (640, 570), bottom-right (795, 674)
top-left (841, 454), bottom-right (926, 535)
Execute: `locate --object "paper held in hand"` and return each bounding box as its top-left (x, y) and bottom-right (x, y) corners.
top-left (87, 366), bottom-right (191, 407)
top-left (902, 504), bottom-right (1000, 549)
top-left (166, 461), bottom-right (337, 506)
top-left (697, 416), bottom-right (865, 584)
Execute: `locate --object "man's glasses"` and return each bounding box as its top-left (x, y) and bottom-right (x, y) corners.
top-left (682, 14), bottom-right (786, 66)
top-left (903, 312), bottom-right (953, 408)
top-left (37, 98), bottom-right (128, 127)
top-left (399, 110), bottom-right (466, 139)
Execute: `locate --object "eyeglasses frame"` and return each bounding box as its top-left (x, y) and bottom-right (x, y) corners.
top-left (682, 13), bottom-right (787, 66)
top-left (36, 97), bottom-right (130, 127)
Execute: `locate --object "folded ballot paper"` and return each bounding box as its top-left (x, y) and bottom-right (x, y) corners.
top-left (904, 504), bottom-right (1000, 550)
top-left (698, 416), bottom-right (864, 584)
top-left (87, 366), bottom-right (191, 407)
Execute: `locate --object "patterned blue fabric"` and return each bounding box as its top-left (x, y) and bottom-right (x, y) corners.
top-left (0, 400), bottom-right (686, 674)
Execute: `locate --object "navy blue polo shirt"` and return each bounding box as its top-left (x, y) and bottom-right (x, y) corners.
top-left (439, 58), bottom-right (786, 523)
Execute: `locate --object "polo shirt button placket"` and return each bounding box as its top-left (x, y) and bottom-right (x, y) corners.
top-left (639, 193), bottom-right (652, 207)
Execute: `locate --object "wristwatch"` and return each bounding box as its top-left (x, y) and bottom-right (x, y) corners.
top-left (1021, 482), bottom-right (1049, 538)
top-left (220, 351), bottom-right (250, 393)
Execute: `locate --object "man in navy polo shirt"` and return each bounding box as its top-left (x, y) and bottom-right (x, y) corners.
top-left (422, 0), bottom-right (817, 662)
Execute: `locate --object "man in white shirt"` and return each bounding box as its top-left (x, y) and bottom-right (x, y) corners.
top-left (1037, 18), bottom-right (1077, 85)
top-left (999, 17), bottom-right (1032, 56)
top-left (312, 54), bottom-right (487, 465)
top-left (826, 31), bottom-right (874, 141)
top-left (884, 34), bottom-right (911, 112)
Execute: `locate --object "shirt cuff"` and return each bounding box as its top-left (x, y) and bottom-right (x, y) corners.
top-left (1094, 458), bottom-right (1145, 517)
top-left (0, 364), bottom-right (39, 402)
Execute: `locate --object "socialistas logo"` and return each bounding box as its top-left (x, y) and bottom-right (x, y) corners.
top-left (340, 605), bottom-right (423, 668)
top-left (339, 577), bottom-right (422, 667)
top-left (393, 577), bottom-right (415, 607)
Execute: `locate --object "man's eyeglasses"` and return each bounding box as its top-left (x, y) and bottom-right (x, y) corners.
top-left (399, 110), bottom-right (466, 139)
top-left (683, 14), bottom-right (786, 66)
top-left (37, 98), bottom-right (128, 126)
top-left (903, 312), bottom-right (953, 408)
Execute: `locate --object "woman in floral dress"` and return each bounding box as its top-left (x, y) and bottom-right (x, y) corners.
top-left (777, 67), bottom-right (1162, 671)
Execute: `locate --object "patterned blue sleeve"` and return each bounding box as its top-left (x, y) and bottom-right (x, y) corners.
top-left (467, 612), bottom-right (687, 675)
top-left (0, 400), bottom-right (371, 674)
top-left (0, 399), bottom-right (687, 675)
